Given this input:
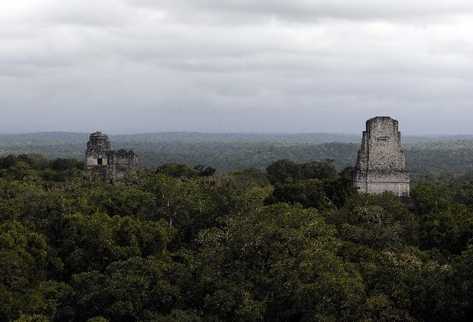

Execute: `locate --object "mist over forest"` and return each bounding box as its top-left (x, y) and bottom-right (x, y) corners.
top-left (1, 132), bottom-right (473, 178)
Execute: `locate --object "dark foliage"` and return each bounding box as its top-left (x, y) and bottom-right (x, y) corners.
top-left (1, 155), bottom-right (473, 321)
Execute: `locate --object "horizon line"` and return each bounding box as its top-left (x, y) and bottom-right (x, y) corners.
top-left (1, 131), bottom-right (473, 137)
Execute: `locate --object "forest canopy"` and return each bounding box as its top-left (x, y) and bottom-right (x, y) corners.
top-left (1, 154), bottom-right (473, 321)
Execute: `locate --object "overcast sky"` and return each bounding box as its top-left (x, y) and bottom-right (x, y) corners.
top-left (1, 0), bottom-right (473, 134)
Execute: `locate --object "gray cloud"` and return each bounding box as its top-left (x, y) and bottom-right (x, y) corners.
top-left (131, 0), bottom-right (473, 22)
top-left (0, 0), bottom-right (473, 134)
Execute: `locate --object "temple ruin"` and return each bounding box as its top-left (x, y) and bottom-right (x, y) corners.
top-left (354, 116), bottom-right (410, 197)
top-left (85, 131), bottom-right (138, 181)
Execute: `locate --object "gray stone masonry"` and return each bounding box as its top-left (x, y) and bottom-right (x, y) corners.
top-left (354, 116), bottom-right (410, 197)
top-left (85, 131), bottom-right (138, 181)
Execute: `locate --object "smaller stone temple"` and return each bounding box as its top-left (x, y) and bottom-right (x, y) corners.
top-left (354, 116), bottom-right (410, 197)
top-left (85, 131), bottom-right (138, 181)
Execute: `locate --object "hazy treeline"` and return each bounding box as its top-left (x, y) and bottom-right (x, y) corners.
top-left (3, 132), bottom-right (473, 177)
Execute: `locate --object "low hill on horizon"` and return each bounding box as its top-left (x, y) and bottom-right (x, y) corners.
top-left (1, 132), bottom-right (473, 177)
top-left (1, 131), bottom-right (473, 146)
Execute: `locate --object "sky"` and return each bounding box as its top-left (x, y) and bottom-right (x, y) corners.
top-left (1, 0), bottom-right (473, 134)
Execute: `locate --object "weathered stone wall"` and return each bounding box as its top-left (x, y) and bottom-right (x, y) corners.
top-left (85, 132), bottom-right (138, 181)
top-left (85, 132), bottom-right (111, 168)
top-left (108, 149), bottom-right (138, 180)
top-left (354, 117), bottom-right (410, 197)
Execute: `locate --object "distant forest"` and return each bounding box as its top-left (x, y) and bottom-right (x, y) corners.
top-left (1, 132), bottom-right (473, 178)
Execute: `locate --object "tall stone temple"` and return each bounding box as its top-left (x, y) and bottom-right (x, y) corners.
top-left (354, 116), bottom-right (410, 197)
top-left (85, 131), bottom-right (138, 181)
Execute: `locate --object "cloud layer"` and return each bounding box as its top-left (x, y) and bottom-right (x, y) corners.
top-left (1, 0), bottom-right (473, 134)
